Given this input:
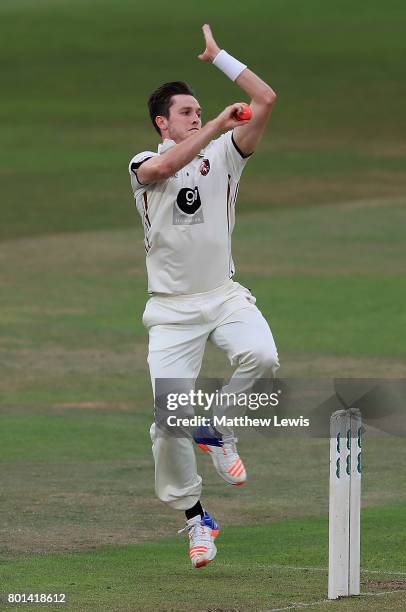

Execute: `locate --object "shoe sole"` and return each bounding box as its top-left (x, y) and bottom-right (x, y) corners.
top-left (195, 558), bottom-right (213, 568)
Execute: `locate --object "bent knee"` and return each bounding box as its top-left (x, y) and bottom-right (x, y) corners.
top-left (256, 346), bottom-right (279, 372)
top-left (239, 344), bottom-right (279, 373)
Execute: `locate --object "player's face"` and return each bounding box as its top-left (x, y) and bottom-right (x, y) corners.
top-left (166, 95), bottom-right (202, 142)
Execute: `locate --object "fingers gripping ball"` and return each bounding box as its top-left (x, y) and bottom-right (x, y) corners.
top-left (233, 103), bottom-right (252, 121)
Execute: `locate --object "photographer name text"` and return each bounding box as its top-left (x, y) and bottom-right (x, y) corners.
top-left (166, 415), bottom-right (310, 428)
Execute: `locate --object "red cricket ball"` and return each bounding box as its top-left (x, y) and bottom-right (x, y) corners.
top-left (234, 103), bottom-right (252, 121)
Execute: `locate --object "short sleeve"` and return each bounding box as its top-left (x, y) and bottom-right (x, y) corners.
top-left (128, 151), bottom-right (157, 198)
top-left (222, 130), bottom-right (253, 181)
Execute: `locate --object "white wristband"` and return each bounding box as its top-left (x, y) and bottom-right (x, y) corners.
top-left (212, 49), bottom-right (247, 82)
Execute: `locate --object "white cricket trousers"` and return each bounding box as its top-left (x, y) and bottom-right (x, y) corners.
top-left (142, 280), bottom-right (279, 511)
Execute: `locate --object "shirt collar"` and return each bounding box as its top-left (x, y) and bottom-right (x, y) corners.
top-left (158, 138), bottom-right (206, 157)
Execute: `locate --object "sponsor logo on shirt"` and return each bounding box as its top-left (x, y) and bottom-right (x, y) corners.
top-left (173, 186), bottom-right (204, 225)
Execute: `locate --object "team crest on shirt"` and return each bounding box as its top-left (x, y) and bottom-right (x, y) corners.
top-left (199, 159), bottom-right (210, 176)
top-left (173, 186), bottom-right (204, 225)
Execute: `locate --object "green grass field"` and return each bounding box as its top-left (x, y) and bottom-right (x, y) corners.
top-left (1, 0), bottom-right (406, 610)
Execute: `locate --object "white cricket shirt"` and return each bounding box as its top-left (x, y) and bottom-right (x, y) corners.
top-left (128, 130), bottom-right (250, 295)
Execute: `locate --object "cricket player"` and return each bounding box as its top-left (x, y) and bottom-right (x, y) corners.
top-left (129, 24), bottom-right (279, 568)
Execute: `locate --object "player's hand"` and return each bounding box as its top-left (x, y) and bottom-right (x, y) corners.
top-left (198, 24), bottom-right (221, 62)
top-left (213, 103), bottom-right (251, 132)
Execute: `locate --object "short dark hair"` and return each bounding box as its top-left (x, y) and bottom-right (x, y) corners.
top-left (148, 81), bottom-right (195, 135)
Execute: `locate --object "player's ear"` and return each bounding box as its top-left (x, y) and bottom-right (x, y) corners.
top-left (155, 115), bottom-right (168, 132)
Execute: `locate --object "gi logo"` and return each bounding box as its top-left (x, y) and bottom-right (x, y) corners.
top-left (176, 187), bottom-right (201, 214)
top-left (173, 186), bottom-right (204, 225)
top-left (199, 158), bottom-right (210, 176)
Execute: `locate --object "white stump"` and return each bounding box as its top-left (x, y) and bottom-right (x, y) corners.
top-left (328, 408), bottom-right (361, 599)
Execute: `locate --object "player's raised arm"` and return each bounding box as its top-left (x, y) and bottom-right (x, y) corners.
top-left (198, 24), bottom-right (276, 157)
